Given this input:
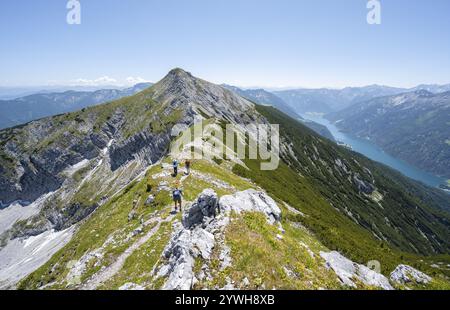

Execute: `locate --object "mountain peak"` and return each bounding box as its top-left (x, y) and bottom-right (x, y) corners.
top-left (149, 69), bottom-right (257, 124)
top-left (153, 68), bottom-right (198, 94)
top-left (166, 67), bottom-right (194, 79)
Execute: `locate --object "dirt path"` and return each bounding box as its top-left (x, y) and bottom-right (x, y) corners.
top-left (81, 213), bottom-right (175, 290)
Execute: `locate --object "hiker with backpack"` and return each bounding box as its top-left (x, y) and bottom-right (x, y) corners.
top-left (172, 186), bottom-right (183, 212)
top-left (172, 159), bottom-right (179, 176)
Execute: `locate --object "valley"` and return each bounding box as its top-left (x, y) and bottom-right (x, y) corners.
top-left (326, 90), bottom-right (450, 181)
top-left (301, 113), bottom-right (447, 190)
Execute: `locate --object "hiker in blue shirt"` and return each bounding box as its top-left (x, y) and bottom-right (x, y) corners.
top-left (172, 186), bottom-right (183, 212)
top-left (173, 159), bottom-right (179, 176)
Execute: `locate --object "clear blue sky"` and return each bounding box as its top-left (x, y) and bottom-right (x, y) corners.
top-left (0, 0), bottom-right (449, 88)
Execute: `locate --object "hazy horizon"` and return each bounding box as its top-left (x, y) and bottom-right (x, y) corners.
top-left (0, 68), bottom-right (449, 93)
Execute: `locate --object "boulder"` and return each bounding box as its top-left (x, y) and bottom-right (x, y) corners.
top-left (182, 189), bottom-right (219, 228)
top-left (131, 226), bottom-right (143, 237)
top-left (145, 194), bottom-right (155, 206)
top-left (197, 189), bottom-right (220, 217)
top-left (219, 189), bottom-right (281, 224)
top-left (127, 210), bottom-right (137, 221)
top-left (320, 251), bottom-right (393, 290)
top-left (390, 264), bottom-right (431, 285)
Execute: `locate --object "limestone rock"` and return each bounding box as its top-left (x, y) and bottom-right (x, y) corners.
top-left (131, 226), bottom-right (143, 237)
top-left (145, 195), bottom-right (155, 206)
top-left (182, 189), bottom-right (219, 228)
top-left (242, 277), bottom-right (250, 287)
top-left (320, 251), bottom-right (393, 290)
top-left (219, 189), bottom-right (281, 224)
top-left (119, 282), bottom-right (145, 290)
top-left (390, 264), bottom-right (431, 285)
top-left (157, 222), bottom-right (215, 290)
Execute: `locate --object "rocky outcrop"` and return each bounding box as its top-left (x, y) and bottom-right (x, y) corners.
top-left (156, 189), bottom-right (221, 290)
top-left (390, 265), bottom-right (432, 285)
top-left (157, 222), bottom-right (215, 290)
top-left (182, 189), bottom-right (219, 228)
top-left (219, 189), bottom-right (281, 224)
top-left (156, 188), bottom-right (281, 290)
top-left (320, 251), bottom-right (393, 290)
top-left (352, 174), bottom-right (375, 194)
top-left (109, 131), bottom-right (171, 171)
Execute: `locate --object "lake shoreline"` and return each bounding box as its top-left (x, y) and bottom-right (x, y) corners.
top-left (301, 113), bottom-right (447, 191)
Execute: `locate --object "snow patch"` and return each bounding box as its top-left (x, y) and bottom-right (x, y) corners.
top-left (0, 227), bottom-right (75, 289)
top-left (0, 191), bottom-right (55, 235)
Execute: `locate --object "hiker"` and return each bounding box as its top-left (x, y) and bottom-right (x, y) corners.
top-left (185, 159), bottom-right (191, 175)
top-left (172, 159), bottom-right (178, 176)
top-left (172, 186), bottom-right (183, 212)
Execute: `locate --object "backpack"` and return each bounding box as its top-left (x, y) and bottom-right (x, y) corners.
top-left (173, 189), bottom-right (181, 198)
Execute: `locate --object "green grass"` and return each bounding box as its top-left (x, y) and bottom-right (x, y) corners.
top-left (202, 212), bottom-right (342, 290)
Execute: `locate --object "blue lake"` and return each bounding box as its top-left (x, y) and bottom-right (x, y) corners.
top-left (301, 113), bottom-right (447, 189)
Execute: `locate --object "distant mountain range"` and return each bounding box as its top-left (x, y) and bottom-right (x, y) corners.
top-left (327, 90), bottom-right (450, 178)
top-left (222, 85), bottom-right (301, 117)
top-left (274, 84), bottom-right (450, 114)
top-left (222, 85), bottom-right (335, 141)
top-left (0, 85), bottom-right (137, 100)
top-left (0, 83), bottom-right (152, 130)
